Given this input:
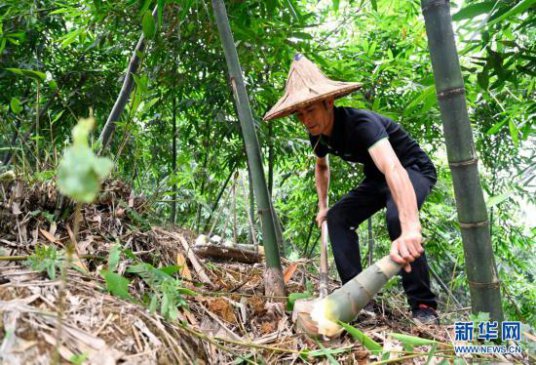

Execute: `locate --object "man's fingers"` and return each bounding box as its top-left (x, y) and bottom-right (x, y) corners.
top-left (390, 242), bottom-right (405, 265)
top-left (417, 243), bottom-right (424, 253)
top-left (406, 242), bottom-right (420, 259)
top-left (398, 242), bottom-right (414, 262)
top-left (404, 263), bottom-right (412, 273)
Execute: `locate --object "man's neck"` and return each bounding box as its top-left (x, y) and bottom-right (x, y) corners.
top-left (323, 108), bottom-right (335, 137)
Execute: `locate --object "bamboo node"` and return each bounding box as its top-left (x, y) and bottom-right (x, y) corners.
top-left (459, 220), bottom-right (488, 228)
top-left (448, 158), bottom-right (478, 168)
top-left (437, 87), bottom-right (465, 99)
top-left (468, 280), bottom-right (501, 289)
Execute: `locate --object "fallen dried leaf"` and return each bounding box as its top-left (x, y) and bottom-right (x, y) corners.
top-left (176, 253), bottom-right (192, 280)
top-left (283, 262), bottom-right (299, 284)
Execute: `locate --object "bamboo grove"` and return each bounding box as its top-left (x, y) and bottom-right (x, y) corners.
top-left (1, 0), bottom-right (535, 327)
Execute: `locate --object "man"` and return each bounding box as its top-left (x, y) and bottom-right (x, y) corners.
top-left (264, 54), bottom-right (439, 324)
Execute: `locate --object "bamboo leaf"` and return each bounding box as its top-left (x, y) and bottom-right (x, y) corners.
top-left (314, 341), bottom-right (341, 364)
top-left (452, 1), bottom-right (496, 22)
top-left (177, 287), bottom-right (197, 296)
top-left (101, 269), bottom-right (131, 299)
top-left (0, 39), bottom-right (7, 54)
top-left (339, 321), bottom-right (382, 355)
top-left (487, 192), bottom-right (513, 207)
top-left (486, 119), bottom-right (507, 134)
top-left (59, 28), bottom-right (84, 47)
top-left (149, 294), bottom-right (158, 313)
top-left (160, 265), bottom-right (180, 275)
top-left (157, 0), bottom-right (164, 27)
top-left (287, 292), bottom-right (311, 311)
top-left (389, 333), bottom-right (438, 351)
top-left (333, 0), bottom-right (340, 12)
top-left (487, 0), bottom-right (536, 27)
top-left (405, 85), bottom-right (436, 116)
top-left (305, 345), bottom-right (350, 358)
top-left (425, 343), bottom-right (438, 365)
top-left (142, 10), bottom-right (156, 39)
top-left (6, 68), bottom-right (46, 81)
top-left (10, 97), bottom-right (22, 114)
top-left (371, 0), bottom-right (378, 11)
top-left (508, 119), bottom-right (519, 146)
top-left (108, 244), bottom-right (121, 271)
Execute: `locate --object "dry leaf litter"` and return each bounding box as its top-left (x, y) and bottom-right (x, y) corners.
top-left (0, 179), bottom-right (530, 364)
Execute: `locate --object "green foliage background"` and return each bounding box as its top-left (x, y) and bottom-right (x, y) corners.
top-left (1, 0), bottom-right (534, 326)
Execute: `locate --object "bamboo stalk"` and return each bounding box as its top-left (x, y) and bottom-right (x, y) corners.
top-left (211, 0), bottom-right (285, 299)
top-left (420, 0), bottom-right (503, 322)
top-left (98, 7), bottom-right (158, 152)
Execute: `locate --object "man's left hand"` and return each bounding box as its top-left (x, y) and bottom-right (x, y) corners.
top-left (390, 231), bottom-right (424, 273)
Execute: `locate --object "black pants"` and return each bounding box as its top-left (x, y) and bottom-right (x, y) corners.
top-left (326, 165), bottom-right (437, 310)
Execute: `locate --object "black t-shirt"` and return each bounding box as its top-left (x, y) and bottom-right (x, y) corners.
top-left (309, 107), bottom-right (436, 180)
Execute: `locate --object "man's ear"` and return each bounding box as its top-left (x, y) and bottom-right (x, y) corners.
top-left (323, 98), bottom-right (334, 109)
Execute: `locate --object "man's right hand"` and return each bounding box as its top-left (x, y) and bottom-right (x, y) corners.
top-left (316, 207), bottom-right (329, 227)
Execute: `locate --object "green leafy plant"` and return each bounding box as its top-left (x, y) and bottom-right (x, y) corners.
top-left (127, 262), bottom-right (193, 320)
top-left (25, 245), bottom-right (62, 280)
top-left (100, 269), bottom-right (131, 300)
top-left (389, 332), bottom-right (439, 352)
top-left (57, 117), bottom-right (113, 203)
top-left (338, 321), bottom-right (382, 355)
top-left (286, 291), bottom-right (312, 312)
top-left (69, 352), bottom-right (89, 365)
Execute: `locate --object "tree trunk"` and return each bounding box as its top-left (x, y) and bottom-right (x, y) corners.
top-left (170, 95), bottom-right (177, 224)
top-left (211, 0), bottom-right (285, 299)
top-left (420, 0), bottom-right (503, 322)
top-left (98, 7), bottom-right (158, 153)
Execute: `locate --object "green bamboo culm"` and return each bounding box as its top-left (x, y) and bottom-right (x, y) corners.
top-left (211, 0), bottom-right (285, 299)
top-left (420, 0), bottom-right (503, 322)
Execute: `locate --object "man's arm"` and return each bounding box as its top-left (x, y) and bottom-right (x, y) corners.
top-left (315, 156), bottom-right (330, 226)
top-left (368, 138), bottom-right (423, 272)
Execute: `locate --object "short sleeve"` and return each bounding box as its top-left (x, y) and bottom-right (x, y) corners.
top-left (309, 134), bottom-right (328, 158)
top-left (352, 112), bottom-right (388, 149)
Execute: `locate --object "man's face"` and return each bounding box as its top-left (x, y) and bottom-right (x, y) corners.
top-left (296, 100), bottom-right (333, 136)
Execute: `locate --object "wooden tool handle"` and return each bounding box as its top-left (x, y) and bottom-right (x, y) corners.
top-left (318, 221), bottom-right (329, 298)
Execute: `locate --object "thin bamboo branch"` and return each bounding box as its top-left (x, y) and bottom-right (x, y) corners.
top-left (171, 94), bottom-right (178, 224)
top-left (429, 266), bottom-right (463, 309)
top-left (203, 163), bottom-right (236, 232)
top-left (367, 217), bottom-right (374, 266)
top-left (98, 6), bottom-right (158, 152)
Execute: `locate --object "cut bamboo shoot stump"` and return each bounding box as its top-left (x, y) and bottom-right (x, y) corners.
top-left (293, 255), bottom-right (401, 338)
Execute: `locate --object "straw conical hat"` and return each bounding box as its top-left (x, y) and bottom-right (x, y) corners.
top-left (263, 54), bottom-right (361, 121)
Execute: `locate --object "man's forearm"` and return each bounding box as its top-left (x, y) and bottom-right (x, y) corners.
top-left (385, 164), bottom-right (420, 232)
top-left (315, 160), bottom-right (330, 209)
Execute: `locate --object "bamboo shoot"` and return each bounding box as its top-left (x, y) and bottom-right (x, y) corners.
top-left (294, 255), bottom-right (401, 337)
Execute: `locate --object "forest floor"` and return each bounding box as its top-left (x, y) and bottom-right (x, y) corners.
top-left (0, 179), bottom-right (532, 364)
